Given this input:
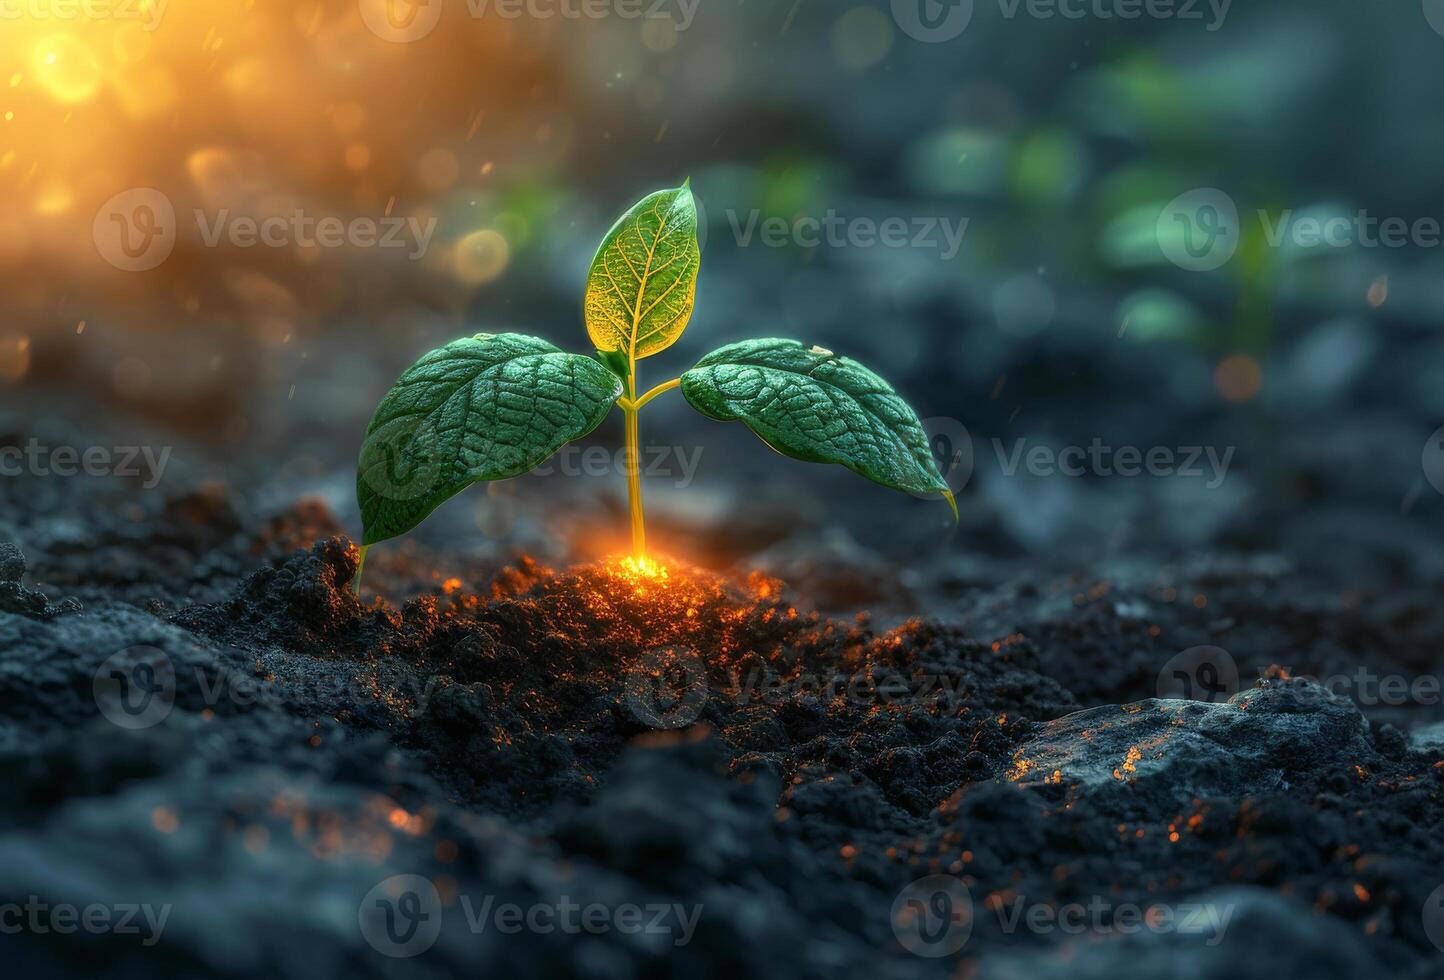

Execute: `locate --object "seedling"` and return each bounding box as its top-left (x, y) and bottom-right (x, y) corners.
top-left (354, 183), bottom-right (955, 587)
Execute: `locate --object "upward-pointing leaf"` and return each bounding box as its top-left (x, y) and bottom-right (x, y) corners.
top-left (585, 182), bottom-right (701, 361)
top-left (357, 333), bottom-right (623, 545)
top-left (680, 338), bottom-right (957, 518)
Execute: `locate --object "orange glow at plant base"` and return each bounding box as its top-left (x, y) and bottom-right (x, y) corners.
top-left (506, 553), bottom-right (790, 656)
top-left (613, 554), bottom-right (670, 585)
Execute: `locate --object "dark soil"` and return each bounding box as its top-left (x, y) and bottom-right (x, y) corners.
top-left (4, 464), bottom-right (1444, 978)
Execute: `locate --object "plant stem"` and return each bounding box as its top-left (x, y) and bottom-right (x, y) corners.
top-left (632, 377), bottom-right (681, 411)
top-left (623, 363), bottom-right (646, 556)
top-left (352, 544), bottom-right (368, 594)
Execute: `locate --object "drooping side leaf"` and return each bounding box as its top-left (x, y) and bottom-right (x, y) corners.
top-left (584, 182), bottom-right (700, 361)
top-left (680, 338), bottom-right (957, 518)
top-left (357, 333), bottom-right (623, 545)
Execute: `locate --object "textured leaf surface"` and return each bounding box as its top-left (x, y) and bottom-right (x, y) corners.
top-left (357, 333), bottom-right (622, 545)
top-left (584, 183), bottom-right (700, 361)
top-left (681, 338), bottom-right (955, 514)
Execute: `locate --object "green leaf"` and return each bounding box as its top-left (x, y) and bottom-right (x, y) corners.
top-left (595, 347), bottom-right (629, 382)
top-left (584, 182), bottom-right (701, 361)
top-left (680, 338), bottom-right (957, 518)
top-left (357, 333), bottom-right (623, 545)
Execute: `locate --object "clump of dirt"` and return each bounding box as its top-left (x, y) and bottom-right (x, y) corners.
top-left (172, 538), bottom-right (1075, 821)
top-left (0, 539), bottom-right (82, 619)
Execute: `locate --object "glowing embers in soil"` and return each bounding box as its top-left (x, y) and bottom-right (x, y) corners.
top-left (610, 554), bottom-right (671, 591)
top-left (519, 553), bottom-right (787, 657)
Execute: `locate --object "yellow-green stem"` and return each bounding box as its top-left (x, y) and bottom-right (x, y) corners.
top-left (633, 377), bottom-right (681, 410)
top-left (623, 366), bottom-right (646, 556)
top-left (352, 544), bottom-right (369, 594)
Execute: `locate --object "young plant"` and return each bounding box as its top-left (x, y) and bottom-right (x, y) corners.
top-left (354, 183), bottom-right (955, 585)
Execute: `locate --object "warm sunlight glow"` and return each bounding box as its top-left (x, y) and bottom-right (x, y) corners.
top-left (0, 3), bottom-right (534, 340)
top-left (32, 33), bottom-right (103, 104)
